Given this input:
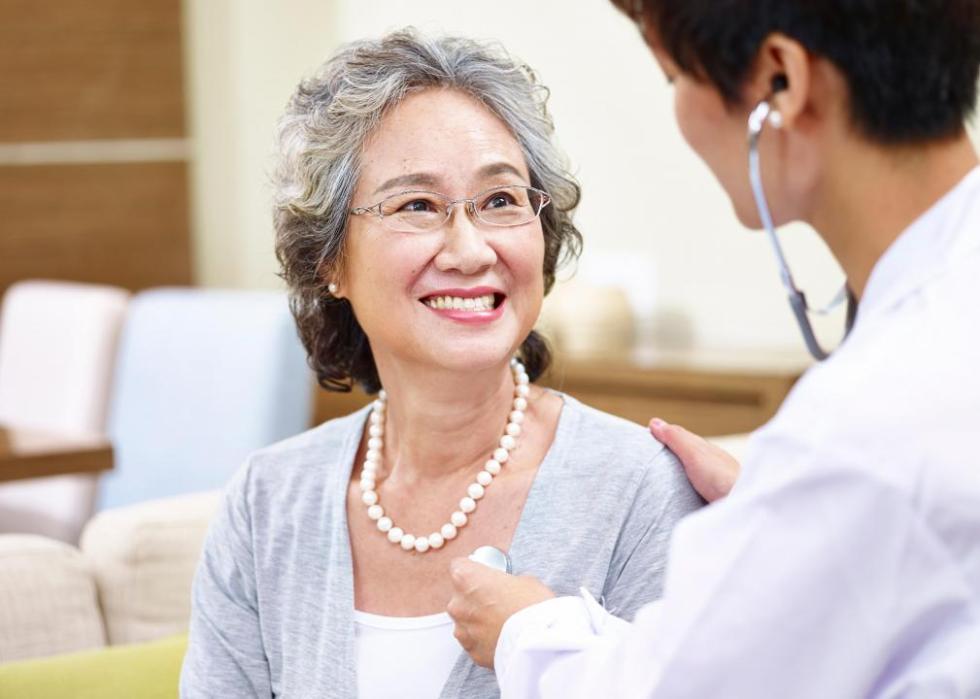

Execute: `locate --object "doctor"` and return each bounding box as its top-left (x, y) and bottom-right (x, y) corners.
top-left (447, 1), bottom-right (980, 696)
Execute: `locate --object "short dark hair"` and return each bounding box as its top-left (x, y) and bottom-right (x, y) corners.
top-left (614, 0), bottom-right (980, 144)
top-left (273, 30), bottom-right (582, 395)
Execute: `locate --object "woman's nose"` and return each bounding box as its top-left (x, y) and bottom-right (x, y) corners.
top-left (434, 205), bottom-right (497, 274)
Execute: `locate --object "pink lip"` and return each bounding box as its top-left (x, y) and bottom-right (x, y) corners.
top-left (420, 287), bottom-right (507, 325)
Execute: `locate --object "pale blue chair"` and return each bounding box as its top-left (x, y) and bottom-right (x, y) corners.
top-left (98, 289), bottom-right (312, 509)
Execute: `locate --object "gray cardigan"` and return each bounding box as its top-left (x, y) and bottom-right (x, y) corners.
top-left (181, 394), bottom-right (702, 698)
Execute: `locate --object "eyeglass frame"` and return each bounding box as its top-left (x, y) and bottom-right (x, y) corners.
top-left (349, 184), bottom-right (552, 233)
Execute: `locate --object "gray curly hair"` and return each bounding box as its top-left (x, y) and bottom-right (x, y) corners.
top-left (273, 28), bottom-right (582, 394)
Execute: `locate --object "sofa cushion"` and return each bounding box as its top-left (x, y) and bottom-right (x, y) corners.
top-left (0, 535), bottom-right (106, 662)
top-left (80, 490), bottom-right (220, 645)
top-left (0, 633), bottom-right (187, 698)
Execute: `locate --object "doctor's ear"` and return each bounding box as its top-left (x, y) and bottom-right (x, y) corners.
top-left (749, 33), bottom-right (812, 131)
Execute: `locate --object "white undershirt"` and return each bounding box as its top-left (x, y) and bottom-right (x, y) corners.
top-left (354, 609), bottom-right (461, 699)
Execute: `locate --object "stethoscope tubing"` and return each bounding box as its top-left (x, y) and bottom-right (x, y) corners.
top-left (747, 100), bottom-right (853, 361)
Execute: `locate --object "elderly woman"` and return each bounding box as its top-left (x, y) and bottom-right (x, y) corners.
top-left (180, 29), bottom-right (701, 698)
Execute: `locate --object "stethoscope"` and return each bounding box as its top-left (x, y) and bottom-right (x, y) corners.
top-left (469, 545), bottom-right (512, 573)
top-left (747, 80), bottom-right (856, 360)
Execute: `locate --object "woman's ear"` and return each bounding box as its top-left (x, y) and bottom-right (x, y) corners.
top-left (748, 33), bottom-right (812, 130)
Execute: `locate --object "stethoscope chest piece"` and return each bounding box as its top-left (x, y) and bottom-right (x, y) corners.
top-left (468, 546), bottom-right (513, 574)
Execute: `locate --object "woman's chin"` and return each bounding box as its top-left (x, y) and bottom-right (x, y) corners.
top-left (418, 338), bottom-right (522, 375)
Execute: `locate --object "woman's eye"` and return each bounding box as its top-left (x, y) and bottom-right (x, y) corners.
top-left (485, 193), bottom-right (515, 209)
top-left (399, 199), bottom-right (434, 213)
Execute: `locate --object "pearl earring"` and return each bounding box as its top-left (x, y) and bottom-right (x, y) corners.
top-left (768, 110), bottom-right (784, 129)
top-left (328, 283), bottom-right (338, 295)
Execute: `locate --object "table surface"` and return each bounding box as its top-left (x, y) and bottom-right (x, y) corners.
top-left (0, 425), bottom-right (113, 483)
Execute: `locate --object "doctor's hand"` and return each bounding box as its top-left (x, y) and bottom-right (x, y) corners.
top-left (650, 418), bottom-right (740, 502)
top-left (447, 558), bottom-right (556, 669)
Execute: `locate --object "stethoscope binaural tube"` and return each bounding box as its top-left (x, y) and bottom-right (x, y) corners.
top-left (747, 99), bottom-right (854, 361)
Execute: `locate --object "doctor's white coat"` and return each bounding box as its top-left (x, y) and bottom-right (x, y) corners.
top-left (494, 168), bottom-right (980, 698)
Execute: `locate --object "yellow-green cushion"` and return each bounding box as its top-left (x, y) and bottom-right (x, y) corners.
top-left (0, 634), bottom-right (187, 699)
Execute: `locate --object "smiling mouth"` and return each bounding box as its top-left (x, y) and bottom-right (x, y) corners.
top-left (421, 293), bottom-right (505, 312)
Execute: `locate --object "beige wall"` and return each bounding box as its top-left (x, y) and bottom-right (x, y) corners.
top-left (183, 0), bottom-right (337, 290)
top-left (185, 1), bottom-right (980, 351)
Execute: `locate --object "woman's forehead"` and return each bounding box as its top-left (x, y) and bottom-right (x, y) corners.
top-left (358, 89), bottom-right (530, 192)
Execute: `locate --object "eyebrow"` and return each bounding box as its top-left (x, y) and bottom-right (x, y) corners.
top-left (373, 172), bottom-right (440, 195)
top-left (371, 162), bottom-right (528, 195)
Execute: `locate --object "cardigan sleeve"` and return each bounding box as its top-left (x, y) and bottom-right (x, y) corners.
top-left (180, 461), bottom-right (273, 698)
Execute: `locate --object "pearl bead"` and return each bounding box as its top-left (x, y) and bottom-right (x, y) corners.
top-left (377, 517), bottom-right (392, 532)
top-left (451, 511), bottom-right (468, 527)
top-left (510, 357), bottom-right (519, 367)
top-left (500, 435), bottom-right (517, 450)
top-left (361, 490), bottom-right (378, 506)
top-left (400, 534), bottom-right (416, 551)
top-left (515, 372), bottom-right (529, 385)
top-left (372, 399), bottom-right (385, 412)
top-left (468, 483), bottom-right (485, 500)
top-left (493, 448), bottom-right (509, 463)
top-left (515, 384), bottom-right (529, 397)
top-left (414, 537), bottom-right (430, 553)
top-left (460, 497), bottom-right (477, 513)
top-left (387, 527), bottom-right (404, 544)
top-left (441, 523), bottom-right (458, 540)
top-left (367, 505), bottom-right (384, 520)
top-left (369, 412), bottom-right (383, 425)
top-left (506, 422), bottom-right (521, 437)
top-left (366, 449), bottom-right (381, 463)
top-left (513, 397), bottom-right (528, 411)
top-left (509, 410), bottom-right (524, 424)
top-left (369, 425), bottom-right (383, 438)
top-left (477, 470), bottom-right (493, 486)
top-left (359, 479), bottom-right (375, 492)
top-left (367, 437), bottom-right (382, 450)
top-left (485, 459), bottom-right (501, 475)
top-left (428, 533), bottom-right (445, 549)
top-left (378, 389), bottom-right (387, 400)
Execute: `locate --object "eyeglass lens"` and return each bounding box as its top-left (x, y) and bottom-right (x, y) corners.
top-left (378, 186), bottom-right (546, 232)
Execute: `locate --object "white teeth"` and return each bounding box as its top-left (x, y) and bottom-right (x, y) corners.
top-left (424, 294), bottom-right (495, 312)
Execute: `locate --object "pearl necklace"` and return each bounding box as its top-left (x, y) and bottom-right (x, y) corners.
top-left (360, 358), bottom-right (530, 554)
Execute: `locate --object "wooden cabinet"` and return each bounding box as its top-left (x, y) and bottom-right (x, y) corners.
top-left (312, 350), bottom-right (811, 437)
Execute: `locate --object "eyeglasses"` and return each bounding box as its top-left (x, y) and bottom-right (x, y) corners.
top-left (350, 185), bottom-right (551, 234)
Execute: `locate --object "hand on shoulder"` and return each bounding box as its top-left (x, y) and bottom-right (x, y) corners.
top-left (649, 419), bottom-right (740, 502)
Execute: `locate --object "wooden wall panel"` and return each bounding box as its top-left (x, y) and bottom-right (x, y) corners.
top-left (0, 0), bottom-right (185, 142)
top-left (312, 359), bottom-right (802, 437)
top-left (0, 163), bottom-right (192, 292)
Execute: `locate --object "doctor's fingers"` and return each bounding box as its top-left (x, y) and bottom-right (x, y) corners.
top-left (649, 418), bottom-right (740, 502)
top-left (449, 557), bottom-right (508, 596)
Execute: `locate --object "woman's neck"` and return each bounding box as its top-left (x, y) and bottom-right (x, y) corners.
top-left (371, 357), bottom-right (518, 483)
top-left (809, 131), bottom-right (978, 299)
